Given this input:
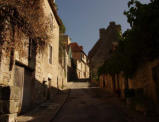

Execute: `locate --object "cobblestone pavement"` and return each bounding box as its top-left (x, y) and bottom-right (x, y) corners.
top-left (52, 82), bottom-right (159, 122)
top-left (16, 90), bottom-right (70, 122)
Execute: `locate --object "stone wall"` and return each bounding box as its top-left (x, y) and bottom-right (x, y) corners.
top-left (99, 74), bottom-right (115, 93)
top-left (59, 34), bottom-right (72, 82)
top-left (0, 86), bottom-right (20, 122)
top-left (128, 60), bottom-right (159, 103)
top-left (0, 20), bottom-right (28, 122)
top-left (58, 64), bottom-right (67, 89)
top-left (41, 0), bottom-right (60, 88)
top-left (99, 59), bottom-right (159, 104)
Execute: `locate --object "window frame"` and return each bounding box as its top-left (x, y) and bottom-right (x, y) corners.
top-left (49, 45), bottom-right (53, 64)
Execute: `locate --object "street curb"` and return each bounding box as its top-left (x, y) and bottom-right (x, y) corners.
top-left (50, 89), bottom-right (71, 122)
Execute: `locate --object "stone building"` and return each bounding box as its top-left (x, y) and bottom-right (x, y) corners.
top-left (58, 34), bottom-right (72, 87)
top-left (0, 0), bottom-right (62, 121)
top-left (94, 23), bottom-right (159, 110)
top-left (88, 22), bottom-right (121, 83)
top-left (70, 42), bottom-right (89, 80)
top-left (61, 35), bottom-right (73, 82)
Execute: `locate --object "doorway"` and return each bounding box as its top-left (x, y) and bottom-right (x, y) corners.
top-left (14, 64), bottom-right (33, 113)
top-left (14, 65), bottom-right (24, 113)
top-left (21, 68), bottom-right (33, 113)
top-left (47, 78), bottom-right (51, 100)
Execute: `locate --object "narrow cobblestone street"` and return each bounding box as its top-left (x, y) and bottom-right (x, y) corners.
top-left (1, 1), bottom-right (159, 122)
top-left (52, 82), bottom-right (159, 122)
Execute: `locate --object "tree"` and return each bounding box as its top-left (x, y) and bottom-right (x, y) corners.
top-left (98, 0), bottom-right (159, 78)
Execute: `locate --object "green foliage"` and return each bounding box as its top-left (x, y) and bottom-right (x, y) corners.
top-left (124, 0), bottom-right (159, 59)
top-left (98, 0), bottom-right (159, 78)
top-left (54, 2), bottom-right (66, 34)
top-left (54, 2), bottom-right (59, 10)
top-left (59, 20), bottom-right (66, 34)
top-left (59, 35), bottom-right (66, 65)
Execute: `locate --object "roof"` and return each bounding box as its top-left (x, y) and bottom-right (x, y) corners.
top-left (88, 39), bottom-right (101, 58)
top-left (88, 22), bottom-right (121, 59)
top-left (70, 43), bottom-right (82, 52)
top-left (48, 0), bottom-right (62, 26)
top-left (70, 42), bottom-right (87, 56)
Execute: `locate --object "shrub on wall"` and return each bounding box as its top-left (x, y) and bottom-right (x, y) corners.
top-left (0, 0), bottom-right (50, 54)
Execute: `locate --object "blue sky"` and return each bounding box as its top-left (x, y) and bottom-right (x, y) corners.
top-left (56, 0), bottom-right (150, 54)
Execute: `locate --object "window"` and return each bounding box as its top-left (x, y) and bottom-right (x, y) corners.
top-left (0, 50), bottom-right (2, 67)
top-left (50, 13), bottom-right (54, 31)
top-left (49, 45), bottom-right (53, 64)
top-left (28, 39), bottom-right (33, 60)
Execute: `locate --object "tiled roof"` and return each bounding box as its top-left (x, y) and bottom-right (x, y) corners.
top-left (70, 43), bottom-right (83, 52)
top-left (70, 42), bottom-right (87, 56)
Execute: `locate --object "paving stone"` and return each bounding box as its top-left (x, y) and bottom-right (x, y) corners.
top-left (16, 89), bottom-right (70, 122)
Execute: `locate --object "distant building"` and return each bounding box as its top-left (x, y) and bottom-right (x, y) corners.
top-left (88, 22), bottom-right (121, 83)
top-left (70, 42), bottom-right (89, 80)
top-left (59, 34), bottom-right (72, 82)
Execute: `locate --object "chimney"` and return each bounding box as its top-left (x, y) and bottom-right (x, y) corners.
top-left (99, 28), bottom-right (105, 39)
top-left (109, 21), bottom-right (116, 26)
top-left (80, 46), bottom-right (83, 50)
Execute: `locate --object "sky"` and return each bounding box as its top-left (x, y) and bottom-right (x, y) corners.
top-left (56, 0), bottom-right (150, 54)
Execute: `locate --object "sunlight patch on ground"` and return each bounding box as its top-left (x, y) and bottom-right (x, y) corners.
top-left (66, 82), bottom-right (99, 89)
top-left (16, 116), bottom-right (34, 121)
top-left (70, 87), bottom-right (99, 89)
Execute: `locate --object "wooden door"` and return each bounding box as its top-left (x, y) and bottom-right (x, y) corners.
top-left (14, 65), bottom-right (24, 113)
